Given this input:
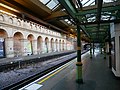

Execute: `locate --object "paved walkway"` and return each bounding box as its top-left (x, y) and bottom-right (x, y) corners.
top-left (31, 49), bottom-right (120, 90)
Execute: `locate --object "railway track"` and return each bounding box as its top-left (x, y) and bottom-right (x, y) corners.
top-left (1, 50), bottom-right (89, 90)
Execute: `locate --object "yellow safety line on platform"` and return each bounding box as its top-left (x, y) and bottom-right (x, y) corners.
top-left (38, 60), bottom-right (75, 84)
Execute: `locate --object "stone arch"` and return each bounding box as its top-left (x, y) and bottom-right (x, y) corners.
top-left (37, 36), bottom-right (43, 54)
top-left (17, 19), bottom-right (21, 26)
top-left (27, 34), bottom-right (34, 55)
top-left (13, 32), bottom-right (23, 57)
top-left (27, 34), bottom-right (34, 41)
top-left (0, 15), bottom-right (4, 21)
top-left (45, 37), bottom-right (49, 53)
top-left (50, 38), bottom-right (54, 52)
top-left (12, 30), bottom-right (25, 39)
top-left (0, 29), bottom-right (8, 38)
top-left (0, 29), bottom-right (8, 57)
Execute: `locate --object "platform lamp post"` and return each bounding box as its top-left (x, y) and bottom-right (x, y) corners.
top-left (76, 25), bottom-right (83, 84)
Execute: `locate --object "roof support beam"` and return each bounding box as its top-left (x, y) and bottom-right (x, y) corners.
top-left (76, 2), bottom-right (120, 16)
top-left (58, 0), bottom-right (91, 38)
top-left (0, 0), bottom-right (68, 34)
top-left (44, 11), bottom-right (67, 20)
top-left (77, 19), bottom-right (120, 25)
top-left (82, 1), bottom-right (120, 11)
top-left (96, 0), bottom-right (103, 40)
top-left (58, 0), bottom-right (77, 19)
top-left (96, 0), bottom-right (103, 23)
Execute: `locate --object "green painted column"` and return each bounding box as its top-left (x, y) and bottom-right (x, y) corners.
top-left (93, 42), bottom-right (95, 55)
top-left (90, 41), bottom-right (92, 58)
top-left (100, 44), bottom-right (103, 54)
top-left (104, 43), bottom-right (106, 59)
top-left (76, 25), bottom-right (83, 84)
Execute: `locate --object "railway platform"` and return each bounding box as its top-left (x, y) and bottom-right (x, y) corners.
top-left (20, 49), bottom-right (120, 90)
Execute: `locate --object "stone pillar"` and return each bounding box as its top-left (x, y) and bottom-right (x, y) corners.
top-left (39, 41), bottom-right (43, 54)
top-left (5, 37), bottom-right (14, 58)
top-left (21, 39), bottom-right (28, 56)
top-left (66, 42), bottom-right (68, 50)
top-left (59, 43), bottom-right (61, 51)
top-left (64, 42), bottom-right (66, 51)
top-left (65, 41), bottom-right (67, 51)
top-left (57, 42), bottom-right (59, 52)
top-left (42, 41), bottom-right (46, 53)
top-left (53, 42), bottom-right (56, 52)
top-left (32, 40), bottom-right (37, 55)
top-left (43, 41), bottom-right (49, 53)
top-left (54, 42), bottom-right (56, 52)
top-left (62, 43), bottom-right (64, 51)
top-left (48, 42), bottom-right (51, 53)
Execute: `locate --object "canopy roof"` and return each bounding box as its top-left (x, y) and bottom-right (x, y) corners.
top-left (0, 0), bottom-right (120, 42)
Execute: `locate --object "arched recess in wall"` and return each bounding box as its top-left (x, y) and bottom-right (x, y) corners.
top-left (55, 39), bottom-right (58, 52)
top-left (27, 34), bottom-right (34, 55)
top-left (17, 20), bottom-right (21, 26)
top-left (37, 36), bottom-right (42, 54)
top-left (13, 32), bottom-right (23, 57)
top-left (9, 18), bottom-right (13, 24)
top-left (45, 37), bottom-right (49, 53)
top-left (62, 40), bottom-right (65, 51)
top-left (30, 22), bottom-right (33, 29)
top-left (0, 15), bottom-right (4, 21)
top-left (0, 29), bottom-right (8, 58)
top-left (51, 38), bottom-right (54, 52)
top-left (59, 40), bottom-right (61, 51)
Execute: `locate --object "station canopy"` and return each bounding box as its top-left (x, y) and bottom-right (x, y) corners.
top-left (0, 0), bottom-right (120, 42)
top-left (39, 0), bottom-right (120, 43)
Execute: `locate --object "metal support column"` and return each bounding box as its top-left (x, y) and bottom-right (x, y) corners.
top-left (76, 25), bottom-right (83, 84)
top-left (108, 30), bottom-right (112, 68)
top-left (90, 41), bottom-right (92, 58)
top-left (93, 42), bottom-right (95, 55)
top-left (104, 43), bottom-right (106, 59)
top-left (100, 44), bottom-right (103, 54)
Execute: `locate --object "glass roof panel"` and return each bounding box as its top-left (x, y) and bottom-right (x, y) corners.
top-left (81, 0), bottom-right (95, 7)
top-left (103, 0), bottom-right (116, 3)
top-left (80, 0), bottom-right (116, 7)
top-left (39, 0), bottom-right (49, 4)
top-left (46, 0), bottom-right (59, 9)
top-left (83, 1), bottom-right (95, 7)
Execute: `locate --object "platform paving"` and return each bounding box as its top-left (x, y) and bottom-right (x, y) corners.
top-left (38, 49), bottom-right (120, 90)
